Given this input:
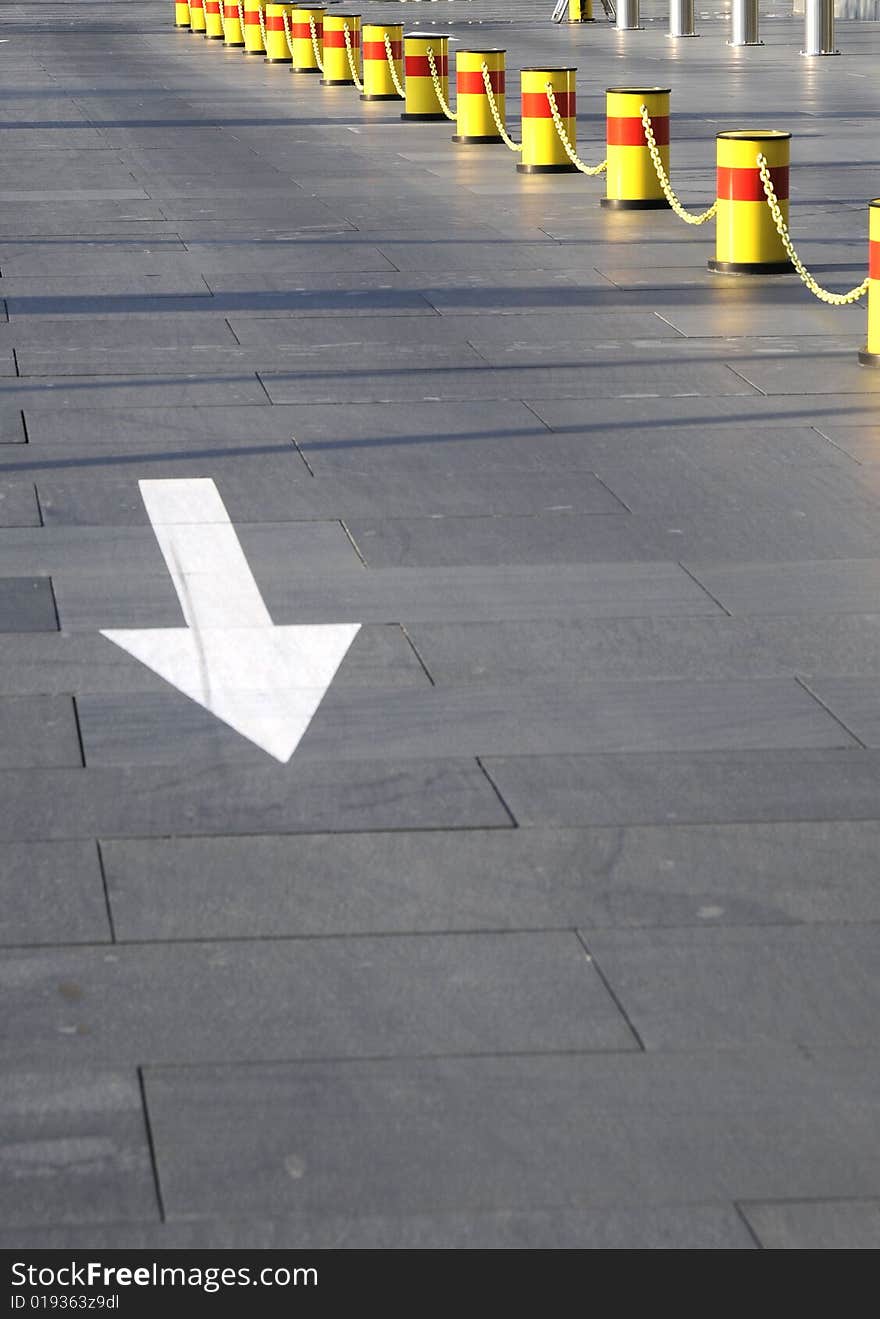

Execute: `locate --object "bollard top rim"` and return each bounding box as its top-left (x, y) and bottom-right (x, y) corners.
top-left (326, 11), bottom-right (361, 17)
top-left (405, 31), bottom-right (452, 38)
top-left (606, 86), bottom-right (671, 94)
top-left (716, 129), bottom-right (791, 141)
top-left (520, 66), bottom-right (577, 72)
top-left (869, 199), bottom-right (880, 208)
top-left (456, 47), bottom-right (507, 54)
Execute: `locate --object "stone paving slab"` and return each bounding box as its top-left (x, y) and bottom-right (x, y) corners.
top-left (0, 931), bottom-right (634, 1066)
top-left (141, 1050), bottom-right (880, 1218)
top-left (0, 841), bottom-right (110, 947)
top-left (0, 1067), bottom-right (157, 1231)
top-left (0, 1203), bottom-right (757, 1250)
top-left (740, 1199), bottom-right (880, 1250)
top-left (99, 821), bottom-right (880, 942)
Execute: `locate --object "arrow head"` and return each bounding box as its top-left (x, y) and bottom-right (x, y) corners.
top-left (100, 623), bottom-right (361, 763)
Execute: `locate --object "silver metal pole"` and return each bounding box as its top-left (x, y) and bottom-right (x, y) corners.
top-left (669, 0), bottom-right (697, 36)
top-left (729, 0), bottom-right (761, 45)
top-left (616, 0), bottom-right (641, 31)
top-left (802, 0), bottom-right (839, 54)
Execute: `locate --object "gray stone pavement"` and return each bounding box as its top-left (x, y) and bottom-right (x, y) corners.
top-left (0, 0), bottom-right (879, 1251)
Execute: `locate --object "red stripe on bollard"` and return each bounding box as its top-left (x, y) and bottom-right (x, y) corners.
top-left (323, 29), bottom-right (359, 46)
top-left (405, 54), bottom-right (448, 76)
top-left (363, 39), bottom-right (400, 58)
top-left (717, 164), bottom-right (789, 202)
top-left (607, 115), bottom-right (668, 147)
top-left (522, 90), bottom-right (575, 118)
top-left (870, 241), bottom-right (880, 281)
top-left (265, 15), bottom-right (286, 28)
top-left (457, 69), bottom-right (504, 95)
top-left (291, 20), bottom-right (321, 36)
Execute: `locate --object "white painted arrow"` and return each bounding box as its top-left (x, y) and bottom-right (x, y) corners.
top-left (101, 478), bottom-right (360, 763)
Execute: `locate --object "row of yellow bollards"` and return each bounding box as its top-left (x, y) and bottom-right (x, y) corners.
top-left (174, 3), bottom-right (880, 363)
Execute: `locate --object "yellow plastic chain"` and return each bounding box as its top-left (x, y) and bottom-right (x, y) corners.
top-left (640, 106), bottom-right (717, 225)
top-left (217, 0), bottom-right (226, 36)
top-left (308, 14), bottom-right (324, 72)
top-left (384, 33), bottom-right (406, 99)
top-left (426, 47), bottom-right (456, 122)
top-left (481, 63), bottom-right (521, 152)
top-left (756, 153), bottom-right (868, 305)
top-left (545, 86), bottom-right (606, 176)
top-left (258, 2), bottom-right (266, 49)
top-left (236, 0), bottom-right (245, 33)
top-left (343, 24), bottom-right (364, 92)
top-left (281, 9), bottom-right (294, 54)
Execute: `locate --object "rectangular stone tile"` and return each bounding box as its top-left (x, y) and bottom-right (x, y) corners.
top-left (727, 358), bottom-right (880, 395)
top-left (813, 426), bottom-right (880, 462)
top-left (0, 841), bottom-right (110, 947)
top-left (180, 243), bottom-right (397, 274)
top-left (0, 931), bottom-right (633, 1066)
top-left (6, 375), bottom-right (269, 410)
top-left (21, 403), bottom-right (307, 448)
top-left (0, 483), bottom-right (40, 526)
top-left (685, 559), bottom-right (880, 615)
top-left (0, 1069), bottom-right (156, 1229)
top-left (0, 1202), bottom-right (756, 1249)
top-left (0, 624), bottom-right (426, 696)
top-left (740, 1199), bottom-right (880, 1249)
top-left (0, 696), bottom-right (81, 768)
top-left (76, 677), bottom-right (852, 769)
top-left (0, 317), bottom-right (237, 350)
top-left (482, 749), bottom-right (880, 827)
top-left (407, 615), bottom-right (880, 684)
top-left (0, 410), bottom-right (25, 444)
top-left (142, 1049), bottom-right (880, 1216)
top-left (525, 391), bottom-right (880, 433)
top-left (0, 759), bottom-right (512, 842)
top-left (659, 304), bottom-right (863, 338)
top-left (101, 817), bottom-right (880, 942)
top-left (260, 361), bottom-right (754, 404)
top-left (585, 925), bottom-right (880, 1049)
top-left (0, 520), bottom-right (361, 577)
top-left (0, 272), bottom-right (212, 298)
top-left (55, 561), bottom-right (721, 633)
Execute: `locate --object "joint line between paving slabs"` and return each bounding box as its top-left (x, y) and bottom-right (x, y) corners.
top-left (137, 1067), bottom-right (167, 1224)
top-left (71, 696), bottom-right (88, 770)
top-left (677, 562), bottom-right (733, 618)
top-left (291, 435), bottom-right (315, 476)
top-left (576, 930), bottom-right (646, 1052)
top-left (401, 625), bottom-right (435, 687)
top-left (19, 411), bottom-right (29, 444)
top-left (94, 840), bottom-right (118, 943)
top-left (32, 482), bottom-right (45, 528)
top-left (732, 1202), bottom-right (765, 1248)
top-left (795, 675), bottom-right (867, 748)
top-left (475, 757), bottom-right (518, 828)
top-left (519, 400), bottom-right (556, 434)
top-left (224, 316), bottom-right (242, 346)
top-left (340, 520), bottom-right (368, 567)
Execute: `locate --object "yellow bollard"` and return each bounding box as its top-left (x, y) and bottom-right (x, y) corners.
top-left (709, 130), bottom-right (794, 273)
top-left (401, 33), bottom-right (450, 121)
top-left (263, 1), bottom-right (292, 61)
top-left (222, 0), bottom-right (244, 46)
top-left (567, 0), bottom-right (594, 19)
top-left (175, 0), bottom-right (191, 28)
top-left (242, 0), bottom-right (264, 52)
top-left (204, 0), bottom-right (224, 38)
top-left (452, 50), bottom-right (506, 144)
top-left (320, 13), bottom-right (360, 85)
top-left (289, 6), bottom-right (325, 72)
top-left (361, 23), bottom-right (403, 100)
top-left (517, 68), bottom-right (578, 173)
top-left (189, 0), bottom-right (206, 31)
top-left (858, 202), bottom-right (880, 366)
top-left (602, 87), bottom-right (671, 209)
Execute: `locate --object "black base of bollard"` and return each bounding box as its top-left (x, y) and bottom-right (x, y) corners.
top-left (401, 112), bottom-right (450, 122)
top-left (452, 134), bottom-right (504, 144)
top-left (517, 162), bottom-right (579, 174)
top-left (360, 92), bottom-right (403, 101)
top-left (291, 66), bottom-right (321, 72)
top-left (320, 78), bottom-right (355, 85)
top-left (708, 258), bottom-right (795, 275)
top-left (601, 197), bottom-right (671, 209)
top-left (858, 348), bottom-right (880, 367)
top-left (264, 56), bottom-right (292, 62)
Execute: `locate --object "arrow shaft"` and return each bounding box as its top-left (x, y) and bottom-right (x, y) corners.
top-left (140, 478), bottom-right (272, 631)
